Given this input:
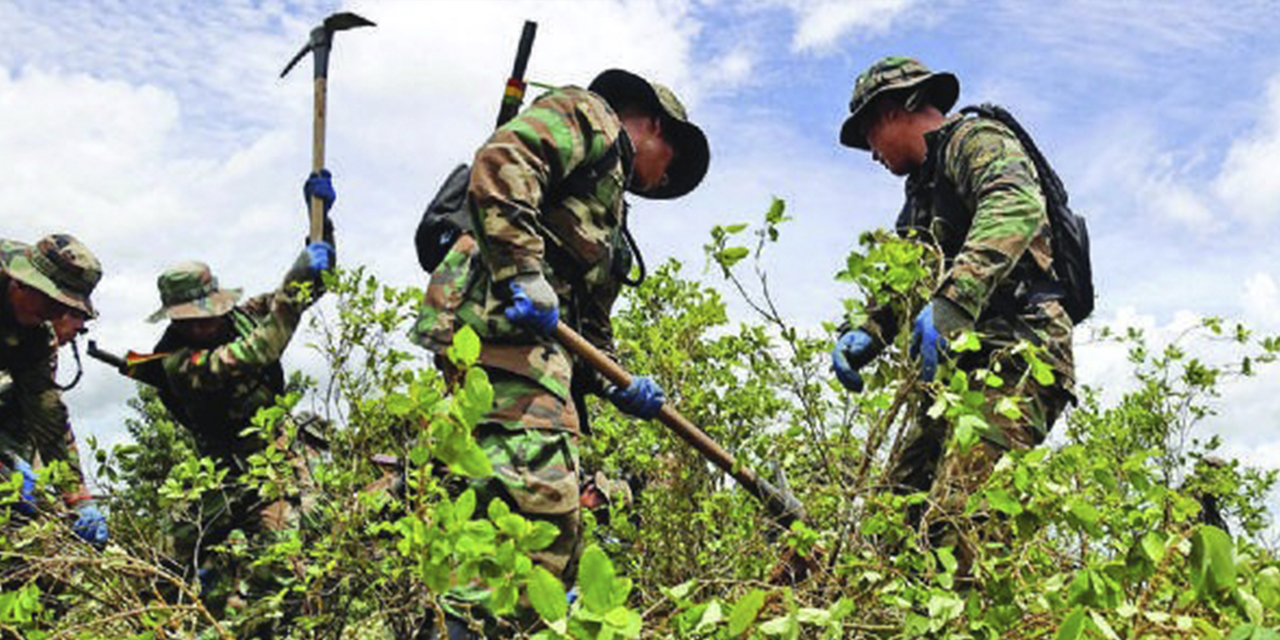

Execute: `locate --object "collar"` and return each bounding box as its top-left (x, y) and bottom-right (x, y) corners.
top-left (616, 128), bottom-right (637, 190)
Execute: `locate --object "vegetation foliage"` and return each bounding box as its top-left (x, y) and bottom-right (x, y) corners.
top-left (2, 201), bottom-right (1277, 639)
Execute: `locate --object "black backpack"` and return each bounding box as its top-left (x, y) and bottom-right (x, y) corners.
top-left (960, 104), bottom-right (1095, 324)
top-left (413, 141), bottom-right (639, 278)
top-left (414, 164), bottom-right (472, 273)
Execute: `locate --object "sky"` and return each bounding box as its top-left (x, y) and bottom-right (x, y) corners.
top-left (1, 0), bottom-right (1277, 534)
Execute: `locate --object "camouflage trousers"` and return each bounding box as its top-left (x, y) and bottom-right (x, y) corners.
top-left (884, 365), bottom-right (1069, 576)
top-left (444, 369), bottom-right (582, 635)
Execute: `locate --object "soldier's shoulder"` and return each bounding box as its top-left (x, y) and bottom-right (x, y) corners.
top-left (947, 115), bottom-right (1020, 155)
top-left (531, 86), bottom-right (620, 139)
top-left (943, 115), bottom-right (1027, 178)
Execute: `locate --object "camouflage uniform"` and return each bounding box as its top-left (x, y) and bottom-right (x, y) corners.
top-left (0, 235), bottom-right (100, 509)
top-left (413, 74), bottom-right (706, 609)
top-left (414, 85), bottom-right (633, 593)
top-left (122, 256), bottom-right (326, 591)
top-left (841, 57), bottom-right (1075, 566)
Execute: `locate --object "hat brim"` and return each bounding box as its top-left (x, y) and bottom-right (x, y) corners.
top-left (839, 72), bottom-right (959, 150)
top-left (3, 252), bottom-right (96, 318)
top-left (146, 288), bottom-right (242, 324)
top-left (589, 69), bottom-right (710, 200)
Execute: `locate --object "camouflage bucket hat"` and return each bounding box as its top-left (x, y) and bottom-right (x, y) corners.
top-left (589, 69), bottom-right (710, 200)
top-left (593, 471), bottom-right (633, 508)
top-left (1, 234), bottom-right (102, 318)
top-left (839, 56), bottom-right (959, 150)
top-left (147, 261), bottom-right (242, 323)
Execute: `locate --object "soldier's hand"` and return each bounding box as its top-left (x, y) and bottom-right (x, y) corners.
top-left (910, 303), bottom-right (948, 382)
top-left (304, 169), bottom-right (336, 214)
top-left (504, 274), bottom-right (559, 335)
top-left (306, 241), bottom-right (336, 273)
top-left (832, 329), bottom-right (875, 392)
top-left (10, 459), bottom-right (39, 515)
top-left (73, 502), bottom-right (109, 545)
top-left (607, 376), bottom-right (665, 419)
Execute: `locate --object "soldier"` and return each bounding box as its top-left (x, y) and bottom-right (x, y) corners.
top-left (0, 233), bottom-right (108, 545)
top-left (831, 57), bottom-right (1075, 574)
top-left (413, 69), bottom-right (708, 637)
top-left (111, 172), bottom-right (335, 620)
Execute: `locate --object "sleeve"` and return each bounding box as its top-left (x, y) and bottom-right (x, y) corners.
top-left (934, 119), bottom-right (1049, 328)
top-left (162, 292), bottom-right (302, 392)
top-left (469, 92), bottom-right (599, 283)
top-left (11, 343), bottom-right (91, 505)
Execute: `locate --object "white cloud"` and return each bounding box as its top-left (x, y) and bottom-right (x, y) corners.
top-left (1241, 272), bottom-right (1280, 330)
top-left (1214, 73), bottom-right (1280, 226)
top-left (750, 0), bottom-right (919, 53)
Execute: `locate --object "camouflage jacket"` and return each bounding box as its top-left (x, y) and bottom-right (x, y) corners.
top-left (866, 114), bottom-right (1075, 393)
top-left (0, 269), bottom-right (92, 506)
top-left (413, 86), bottom-right (635, 417)
top-left (126, 255), bottom-right (319, 473)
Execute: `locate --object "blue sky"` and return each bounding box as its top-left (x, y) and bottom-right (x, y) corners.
top-left (1, 0), bottom-right (1277, 536)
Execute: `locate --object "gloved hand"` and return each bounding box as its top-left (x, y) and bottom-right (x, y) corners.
top-left (306, 241), bottom-right (336, 273)
top-left (607, 376), bottom-right (665, 420)
top-left (11, 459), bottom-right (38, 515)
top-left (832, 329), bottom-right (876, 392)
top-left (504, 274), bottom-right (559, 335)
top-left (910, 303), bottom-right (948, 382)
top-left (73, 502), bottom-right (109, 545)
top-left (303, 169), bottom-right (336, 214)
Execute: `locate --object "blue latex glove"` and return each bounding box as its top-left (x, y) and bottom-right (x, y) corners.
top-left (11, 459), bottom-right (38, 515)
top-left (607, 376), bottom-right (665, 420)
top-left (910, 303), bottom-right (948, 382)
top-left (306, 241), bottom-right (336, 273)
top-left (73, 503), bottom-right (109, 545)
top-left (505, 277), bottom-right (559, 336)
top-left (832, 329), bottom-right (876, 393)
top-left (303, 169), bottom-right (336, 213)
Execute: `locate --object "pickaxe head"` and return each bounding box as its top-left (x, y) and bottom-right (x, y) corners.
top-left (280, 12), bottom-right (376, 79)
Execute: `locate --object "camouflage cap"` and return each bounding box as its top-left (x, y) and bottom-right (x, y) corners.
top-left (589, 69), bottom-right (710, 200)
top-left (147, 261), bottom-right (242, 323)
top-left (1, 234), bottom-right (102, 318)
top-left (592, 471), bottom-right (633, 508)
top-left (839, 56), bottom-right (959, 150)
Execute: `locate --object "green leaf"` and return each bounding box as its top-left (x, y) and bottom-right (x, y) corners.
top-left (1190, 525), bottom-right (1236, 599)
top-left (448, 325), bottom-right (482, 368)
top-left (1088, 611), bottom-right (1120, 640)
top-left (1057, 607), bottom-right (1086, 640)
top-left (695, 601), bottom-right (724, 634)
top-left (765, 198), bottom-right (787, 224)
top-left (986, 489), bottom-right (1023, 516)
top-left (578, 545), bottom-right (617, 614)
top-left (527, 566), bottom-right (567, 623)
top-left (995, 397), bottom-right (1022, 419)
top-left (717, 247), bottom-right (750, 268)
top-left (524, 521), bottom-right (560, 552)
top-left (1140, 531), bottom-right (1166, 564)
top-left (952, 331), bottom-right (982, 352)
top-left (455, 489), bottom-right (477, 522)
top-left (724, 223), bottom-right (749, 234)
top-left (1232, 587), bottom-right (1264, 624)
top-left (728, 589), bottom-right (767, 637)
top-left (447, 442), bottom-right (495, 478)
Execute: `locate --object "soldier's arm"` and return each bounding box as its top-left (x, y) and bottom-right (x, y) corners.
top-left (469, 91), bottom-right (601, 283)
top-left (11, 346), bottom-right (92, 505)
top-left (164, 296), bottom-right (302, 391)
top-left (936, 119), bottom-right (1050, 329)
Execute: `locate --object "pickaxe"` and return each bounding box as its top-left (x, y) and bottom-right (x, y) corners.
top-left (280, 12), bottom-right (375, 243)
top-left (553, 322), bottom-right (807, 529)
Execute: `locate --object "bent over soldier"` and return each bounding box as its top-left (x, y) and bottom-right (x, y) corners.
top-left (1, 233), bottom-right (108, 545)
top-left (413, 69), bottom-right (708, 637)
top-left (110, 173), bottom-right (336, 619)
top-left (831, 57), bottom-right (1076, 575)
